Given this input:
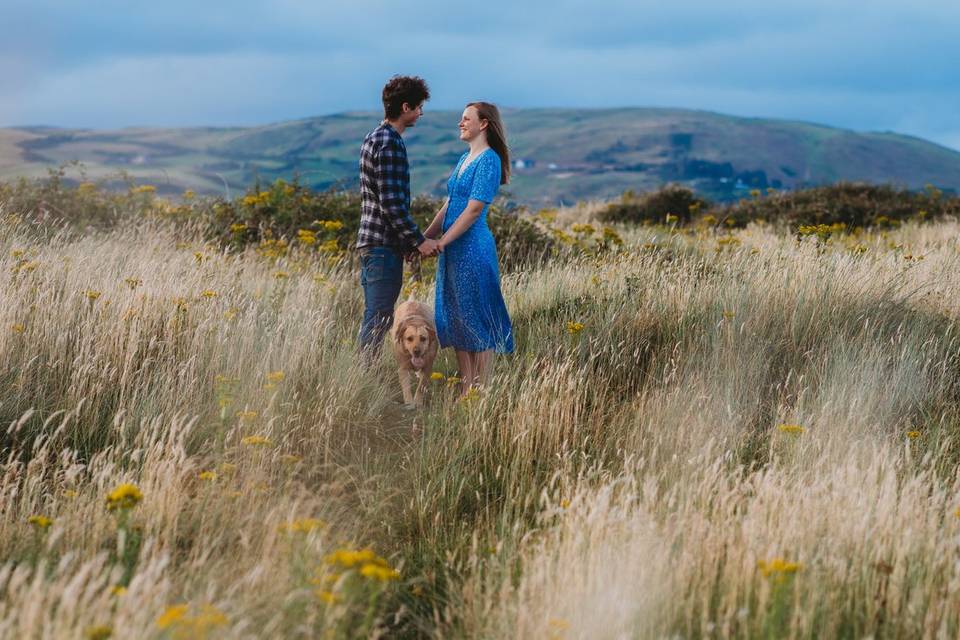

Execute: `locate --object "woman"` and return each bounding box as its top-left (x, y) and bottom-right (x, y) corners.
top-left (424, 102), bottom-right (514, 395)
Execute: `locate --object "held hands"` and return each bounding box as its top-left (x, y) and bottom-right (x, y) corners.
top-left (417, 238), bottom-right (442, 257)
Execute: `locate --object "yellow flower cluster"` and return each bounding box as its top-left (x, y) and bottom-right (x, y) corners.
top-left (906, 430), bottom-right (921, 439)
top-left (430, 372), bottom-right (445, 382)
top-left (571, 223), bottom-right (596, 235)
top-left (566, 321), bottom-right (585, 335)
top-left (797, 223), bottom-right (846, 240)
top-left (241, 435), bottom-right (272, 447)
top-left (266, 370), bottom-right (285, 383)
top-left (758, 557), bottom-right (803, 578)
top-left (777, 424), bottom-right (805, 435)
top-left (131, 185), bottom-right (156, 195)
top-left (278, 518), bottom-right (326, 534)
top-left (229, 223), bottom-right (247, 234)
top-left (106, 483), bottom-right (143, 511)
top-left (156, 603), bottom-right (228, 637)
top-left (84, 625), bottom-right (113, 640)
top-left (313, 219), bottom-right (345, 232)
top-left (28, 515), bottom-right (53, 529)
top-left (297, 229), bottom-right (317, 246)
top-left (324, 548), bottom-right (400, 581)
top-left (198, 471), bottom-right (217, 481)
top-left (601, 226), bottom-right (624, 245)
top-left (11, 323), bottom-right (25, 334)
top-left (241, 192), bottom-right (270, 207)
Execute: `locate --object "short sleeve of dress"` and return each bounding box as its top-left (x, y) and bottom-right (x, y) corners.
top-left (469, 151), bottom-right (501, 204)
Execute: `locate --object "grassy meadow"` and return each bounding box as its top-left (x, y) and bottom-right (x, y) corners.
top-left (3, 182), bottom-right (960, 639)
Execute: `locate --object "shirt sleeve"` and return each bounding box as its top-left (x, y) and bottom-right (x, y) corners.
top-left (375, 137), bottom-right (425, 249)
top-left (469, 151), bottom-right (501, 204)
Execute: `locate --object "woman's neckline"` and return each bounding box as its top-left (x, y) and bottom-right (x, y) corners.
top-left (457, 147), bottom-right (491, 179)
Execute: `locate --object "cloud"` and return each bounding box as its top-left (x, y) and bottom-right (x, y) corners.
top-left (1, 0), bottom-right (958, 149)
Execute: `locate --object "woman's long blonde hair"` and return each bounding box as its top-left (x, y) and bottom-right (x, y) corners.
top-left (467, 102), bottom-right (510, 185)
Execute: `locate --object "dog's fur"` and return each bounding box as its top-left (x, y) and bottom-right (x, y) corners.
top-left (389, 300), bottom-right (438, 407)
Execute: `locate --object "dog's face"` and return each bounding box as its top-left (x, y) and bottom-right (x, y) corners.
top-left (397, 320), bottom-right (434, 369)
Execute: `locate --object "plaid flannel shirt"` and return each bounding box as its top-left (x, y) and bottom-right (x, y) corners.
top-left (356, 123), bottom-right (425, 252)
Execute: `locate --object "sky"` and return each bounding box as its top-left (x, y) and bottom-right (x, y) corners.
top-left (2, 0), bottom-right (959, 150)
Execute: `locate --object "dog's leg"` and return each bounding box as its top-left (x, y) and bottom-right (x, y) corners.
top-left (399, 369), bottom-right (414, 406)
top-left (413, 371), bottom-right (427, 407)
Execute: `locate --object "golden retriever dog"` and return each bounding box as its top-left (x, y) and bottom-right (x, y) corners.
top-left (389, 300), bottom-right (438, 407)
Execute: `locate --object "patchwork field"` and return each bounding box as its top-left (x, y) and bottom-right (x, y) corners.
top-left (2, 187), bottom-right (960, 638)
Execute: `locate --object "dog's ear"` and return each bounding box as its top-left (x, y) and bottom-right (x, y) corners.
top-left (394, 318), bottom-right (410, 345)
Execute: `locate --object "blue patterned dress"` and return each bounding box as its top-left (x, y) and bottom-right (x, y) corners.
top-left (435, 148), bottom-right (515, 353)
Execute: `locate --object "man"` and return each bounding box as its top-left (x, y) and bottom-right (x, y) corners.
top-left (357, 75), bottom-right (440, 359)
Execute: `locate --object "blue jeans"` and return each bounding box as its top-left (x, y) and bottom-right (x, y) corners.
top-left (358, 246), bottom-right (404, 357)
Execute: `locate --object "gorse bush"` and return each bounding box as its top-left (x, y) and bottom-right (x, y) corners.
top-left (597, 184), bottom-right (709, 226)
top-left (714, 182), bottom-right (958, 229)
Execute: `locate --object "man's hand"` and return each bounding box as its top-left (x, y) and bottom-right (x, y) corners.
top-left (418, 238), bottom-right (441, 257)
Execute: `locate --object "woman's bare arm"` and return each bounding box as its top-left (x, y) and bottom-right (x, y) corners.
top-left (423, 198), bottom-right (449, 239)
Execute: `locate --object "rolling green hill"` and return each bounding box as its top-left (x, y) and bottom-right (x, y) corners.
top-left (3, 108), bottom-right (960, 205)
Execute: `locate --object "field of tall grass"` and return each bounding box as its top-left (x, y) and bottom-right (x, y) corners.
top-left (3, 181), bottom-right (960, 639)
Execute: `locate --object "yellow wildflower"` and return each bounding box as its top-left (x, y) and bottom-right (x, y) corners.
top-left (64, 489), bottom-right (78, 499)
top-left (105, 483), bottom-right (143, 511)
top-left (571, 223), bottom-right (595, 235)
top-left (446, 376), bottom-right (462, 387)
top-left (430, 372), bottom-right (445, 381)
top-left (777, 424), bottom-right (805, 435)
top-left (230, 222), bottom-right (247, 233)
top-left (758, 557), bottom-right (803, 577)
top-left (124, 277), bottom-right (142, 289)
top-left (325, 548), bottom-right (385, 569)
top-left (665, 213), bottom-right (679, 225)
top-left (28, 515), bottom-right (53, 529)
top-left (316, 590), bottom-right (339, 604)
top-left (566, 321), bottom-right (585, 335)
top-left (194, 252), bottom-right (206, 264)
top-left (560, 499), bottom-right (571, 509)
top-left (241, 435), bottom-right (273, 447)
top-left (85, 626), bottom-right (113, 640)
top-left (111, 585), bottom-right (127, 597)
top-left (906, 430), bottom-right (921, 439)
top-left (183, 190), bottom-right (195, 200)
top-left (85, 289), bottom-right (102, 301)
top-left (236, 410), bottom-right (258, 420)
top-left (198, 471), bottom-right (217, 481)
top-left (359, 563), bottom-right (400, 581)
top-left (11, 323), bottom-right (25, 334)
top-left (11, 249), bottom-right (25, 258)
top-left (132, 185), bottom-right (156, 195)
top-left (279, 518), bottom-right (326, 534)
top-left (274, 271), bottom-right (289, 279)
top-left (319, 239), bottom-right (340, 253)
top-left (280, 454), bottom-right (302, 465)
top-left (266, 371), bottom-right (285, 383)
top-left (156, 604), bottom-right (189, 629)
top-left (701, 214), bottom-right (718, 226)
top-left (749, 189), bottom-right (762, 198)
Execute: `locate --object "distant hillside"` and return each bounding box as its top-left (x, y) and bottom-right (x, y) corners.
top-left (3, 108), bottom-right (960, 205)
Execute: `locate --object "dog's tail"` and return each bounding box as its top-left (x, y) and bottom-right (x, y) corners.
top-left (406, 254), bottom-right (422, 301)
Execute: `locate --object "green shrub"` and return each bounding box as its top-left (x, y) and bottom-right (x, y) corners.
top-left (709, 182), bottom-right (960, 229)
top-left (597, 185), bottom-right (710, 225)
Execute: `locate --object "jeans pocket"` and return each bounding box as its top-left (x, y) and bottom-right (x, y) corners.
top-left (360, 253), bottom-right (386, 286)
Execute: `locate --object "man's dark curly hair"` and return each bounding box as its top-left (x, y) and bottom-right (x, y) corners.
top-left (382, 75), bottom-right (430, 120)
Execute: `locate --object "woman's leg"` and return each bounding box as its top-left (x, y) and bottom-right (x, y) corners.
top-left (475, 350), bottom-right (494, 387)
top-left (455, 350), bottom-right (474, 397)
